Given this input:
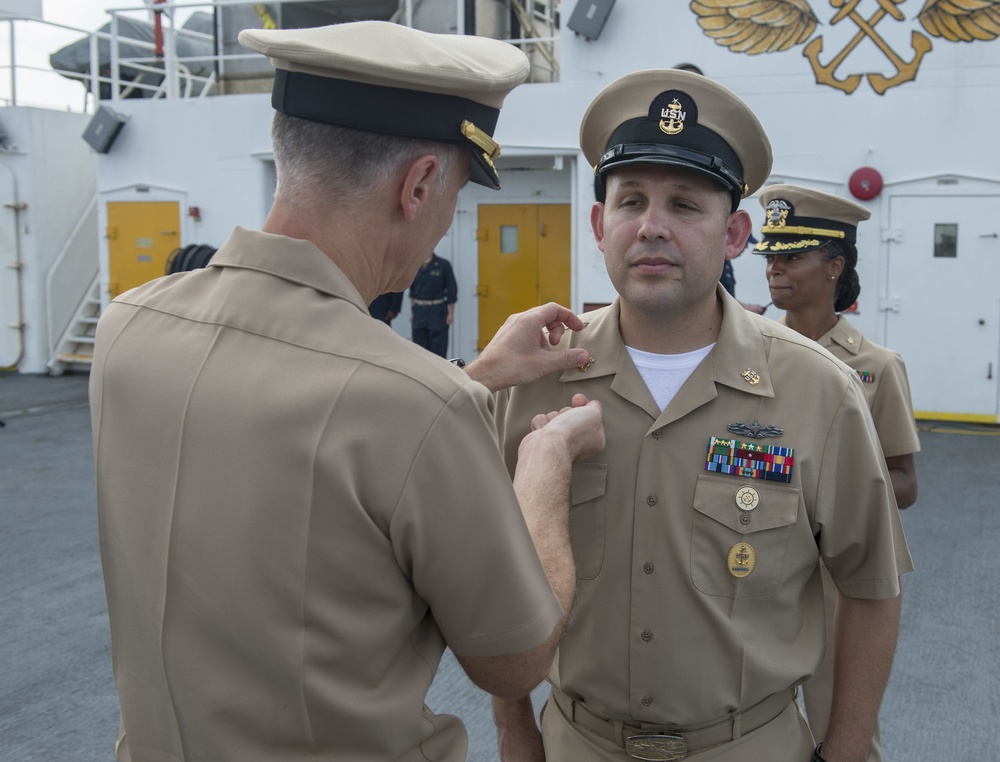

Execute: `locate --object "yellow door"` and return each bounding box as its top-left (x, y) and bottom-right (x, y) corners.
top-left (476, 204), bottom-right (570, 350)
top-left (106, 201), bottom-right (181, 298)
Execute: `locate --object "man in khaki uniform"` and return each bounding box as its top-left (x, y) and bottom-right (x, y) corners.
top-left (90, 21), bottom-right (605, 762)
top-left (492, 70), bottom-right (911, 762)
top-left (754, 184), bottom-right (921, 762)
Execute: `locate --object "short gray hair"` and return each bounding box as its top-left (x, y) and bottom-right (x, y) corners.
top-left (271, 112), bottom-right (463, 206)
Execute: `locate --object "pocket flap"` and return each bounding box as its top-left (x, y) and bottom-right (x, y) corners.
top-left (693, 474), bottom-right (799, 534)
top-left (571, 462), bottom-right (607, 506)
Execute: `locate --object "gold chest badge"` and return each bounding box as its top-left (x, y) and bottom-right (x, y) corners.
top-left (728, 541), bottom-right (756, 578)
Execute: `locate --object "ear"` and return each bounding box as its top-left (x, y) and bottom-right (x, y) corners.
top-left (590, 202), bottom-right (607, 253)
top-left (828, 255), bottom-right (846, 280)
top-left (725, 209), bottom-right (753, 258)
top-left (399, 154), bottom-right (440, 222)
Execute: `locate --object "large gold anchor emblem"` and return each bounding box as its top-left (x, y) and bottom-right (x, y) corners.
top-left (804, 0), bottom-right (932, 94)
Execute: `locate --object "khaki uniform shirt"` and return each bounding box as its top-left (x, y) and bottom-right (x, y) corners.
top-left (496, 288), bottom-right (911, 728)
top-left (815, 316), bottom-right (921, 458)
top-left (91, 227), bottom-right (562, 762)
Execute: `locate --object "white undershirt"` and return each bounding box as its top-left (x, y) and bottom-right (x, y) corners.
top-left (626, 343), bottom-right (715, 411)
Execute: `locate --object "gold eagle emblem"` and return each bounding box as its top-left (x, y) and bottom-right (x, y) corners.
top-left (689, 0), bottom-right (1000, 94)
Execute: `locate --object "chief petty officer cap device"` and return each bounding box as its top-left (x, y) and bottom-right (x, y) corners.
top-left (579, 69), bottom-right (772, 211)
top-left (753, 184), bottom-right (872, 255)
top-left (239, 21), bottom-right (530, 191)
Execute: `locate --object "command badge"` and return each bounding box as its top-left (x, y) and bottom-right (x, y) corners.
top-left (728, 541), bottom-right (756, 578)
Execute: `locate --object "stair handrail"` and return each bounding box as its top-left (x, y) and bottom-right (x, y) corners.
top-left (44, 193), bottom-right (99, 366)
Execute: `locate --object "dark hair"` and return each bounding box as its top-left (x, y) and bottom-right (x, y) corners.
top-left (821, 239), bottom-right (860, 312)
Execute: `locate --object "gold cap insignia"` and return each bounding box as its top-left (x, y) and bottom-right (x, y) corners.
top-left (659, 97), bottom-right (686, 136)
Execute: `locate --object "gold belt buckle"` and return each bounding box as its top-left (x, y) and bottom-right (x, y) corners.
top-left (624, 733), bottom-right (688, 761)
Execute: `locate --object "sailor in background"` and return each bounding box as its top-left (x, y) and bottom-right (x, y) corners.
top-left (410, 251), bottom-right (458, 357)
top-left (755, 184), bottom-right (921, 762)
top-left (368, 290), bottom-right (404, 325)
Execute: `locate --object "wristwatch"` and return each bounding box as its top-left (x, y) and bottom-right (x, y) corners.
top-left (447, 358), bottom-right (466, 368)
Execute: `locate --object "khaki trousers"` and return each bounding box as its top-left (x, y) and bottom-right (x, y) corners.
top-left (541, 692), bottom-right (816, 761)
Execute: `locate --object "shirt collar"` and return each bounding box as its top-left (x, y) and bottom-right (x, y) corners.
top-left (209, 226), bottom-right (368, 313)
top-left (822, 315), bottom-right (863, 356)
top-left (558, 286), bottom-right (775, 421)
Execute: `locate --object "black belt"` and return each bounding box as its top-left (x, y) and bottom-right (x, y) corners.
top-left (552, 686), bottom-right (795, 761)
top-left (412, 298), bottom-right (447, 306)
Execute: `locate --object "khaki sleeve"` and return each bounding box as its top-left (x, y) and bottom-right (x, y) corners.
top-left (870, 351), bottom-right (921, 458)
top-left (814, 377), bottom-right (912, 598)
top-left (390, 383), bottom-right (563, 657)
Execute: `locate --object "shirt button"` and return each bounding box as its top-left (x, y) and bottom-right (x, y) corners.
top-left (652, 429), bottom-right (661, 439)
top-left (641, 629), bottom-right (653, 642)
top-left (646, 495), bottom-right (657, 506)
top-left (641, 695), bottom-right (653, 707)
top-left (643, 562), bottom-right (654, 574)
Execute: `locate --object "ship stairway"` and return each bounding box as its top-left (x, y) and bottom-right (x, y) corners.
top-left (50, 275), bottom-right (100, 375)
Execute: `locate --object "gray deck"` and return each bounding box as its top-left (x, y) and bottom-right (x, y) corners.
top-left (1, 371), bottom-right (997, 760)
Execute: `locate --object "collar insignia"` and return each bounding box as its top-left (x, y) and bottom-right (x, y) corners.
top-left (741, 367), bottom-right (761, 385)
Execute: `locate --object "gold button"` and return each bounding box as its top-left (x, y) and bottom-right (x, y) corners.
top-left (735, 486), bottom-right (760, 511)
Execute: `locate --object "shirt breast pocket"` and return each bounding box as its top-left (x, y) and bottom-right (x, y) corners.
top-left (690, 474), bottom-right (800, 599)
top-left (569, 462), bottom-right (608, 580)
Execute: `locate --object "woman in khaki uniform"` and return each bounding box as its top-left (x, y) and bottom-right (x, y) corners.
top-left (755, 184), bottom-right (921, 762)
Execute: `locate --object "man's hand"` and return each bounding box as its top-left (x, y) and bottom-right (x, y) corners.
top-left (494, 696), bottom-right (545, 762)
top-left (518, 394), bottom-right (604, 462)
top-left (520, 394), bottom-right (605, 463)
top-left (466, 303), bottom-right (593, 393)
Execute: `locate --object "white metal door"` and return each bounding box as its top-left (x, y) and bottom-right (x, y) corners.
top-left (885, 195), bottom-right (1000, 422)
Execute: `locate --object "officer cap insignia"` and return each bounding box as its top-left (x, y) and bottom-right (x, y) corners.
top-left (753, 184), bottom-right (872, 256)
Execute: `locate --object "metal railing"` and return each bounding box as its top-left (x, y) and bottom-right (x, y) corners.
top-left (0, 0), bottom-right (561, 114)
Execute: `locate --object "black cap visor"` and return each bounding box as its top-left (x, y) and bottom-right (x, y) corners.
top-left (596, 143), bottom-right (745, 207)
